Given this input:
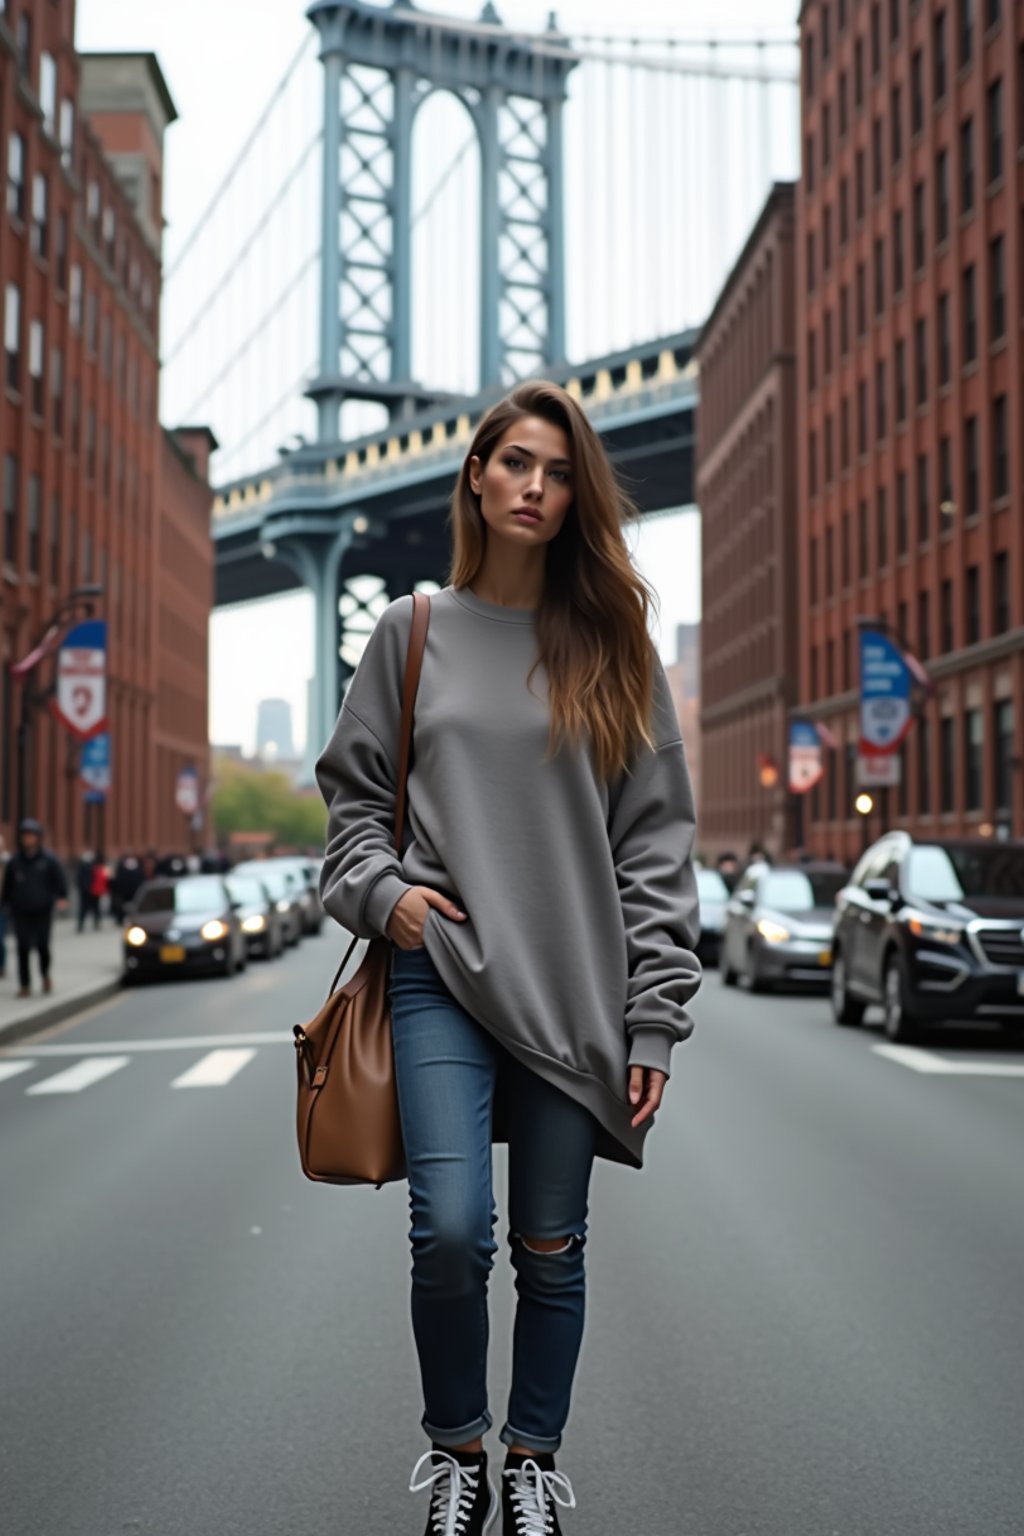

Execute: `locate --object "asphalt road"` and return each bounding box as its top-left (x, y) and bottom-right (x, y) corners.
top-left (1, 933), bottom-right (1023, 1535)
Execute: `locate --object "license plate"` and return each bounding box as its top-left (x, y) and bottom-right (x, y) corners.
top-left (1017, 971), bottom-right (1024, 997)
top-left (160, 945), bottom-right (186, 963)
top-left (818, 949), bottom-right (832, 965)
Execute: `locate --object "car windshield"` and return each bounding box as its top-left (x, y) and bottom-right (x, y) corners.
top-left (697, 869), bottom-right (730, 902)
top-left (906, 844), bottom-right (1024, 900)
top-left (226, 877), bottom-right (264, 905)
top-left (760, 869), bottom-right (846, 912)
top-left (245, 867), bottom-right (289, 899)
top-left (136, 878), bottom-right (225, 914)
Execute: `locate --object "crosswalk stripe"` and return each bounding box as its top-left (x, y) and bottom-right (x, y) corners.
top-left (25, 1056), bottom-right (131, 1095)
top-left (170, 1049), bottom-right (257, 1089)
top-left (0, 1060), bottom-right (35, 1084)
top-left (872, 1043), bottom-right (1024, 1077)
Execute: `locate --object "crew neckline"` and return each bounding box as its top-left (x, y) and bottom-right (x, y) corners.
top-left (445, 584), bottom-right (538, 623)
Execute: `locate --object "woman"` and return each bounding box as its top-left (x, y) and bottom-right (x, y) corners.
top-left (316, 380), bottom-right (702, 1535)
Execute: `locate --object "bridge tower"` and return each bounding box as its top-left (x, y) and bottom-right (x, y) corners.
top-left (270, 0), bottom-right (578, 780)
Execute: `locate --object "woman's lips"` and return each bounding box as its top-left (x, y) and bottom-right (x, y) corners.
top-left (512, 509), bottom-right (541, 523)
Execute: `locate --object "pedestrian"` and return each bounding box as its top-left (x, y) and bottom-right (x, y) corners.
top-left (89, 850), bottom-right (110, 923)
top-left (0, 834), bottom-right (9, 980)
top-left (75, 847), bottom-right (99, 932)
top-left (316, 380), bottom-right (702, 1536)
top-left (110, 853), bottom-right (144, 923)
top-left (0, 818), bottom-right (69, 998)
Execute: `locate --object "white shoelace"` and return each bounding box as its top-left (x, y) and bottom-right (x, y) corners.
top-left (409, 1450), bottom-right (483, 1536)
top-left (503, 1460), bottom-right (577, 1535)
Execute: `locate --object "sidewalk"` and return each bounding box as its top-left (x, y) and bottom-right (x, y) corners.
top-left (0, 917), bottom-right (124, 1048)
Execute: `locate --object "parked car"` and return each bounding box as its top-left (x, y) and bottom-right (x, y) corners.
top-left (264, 855), bottom-right (325, 935)
top-left (224, 873), bottom-right (285, 960)
top-left (721, 861), bottom-right (848, 992)
top-left (231, 861), bottom-right (305, 947)
top-left (831, 833), bottom-right (1024, 1041)
top-left (695, 867), bottom-right (730, 965)
top-left (122, 875), bottom-right (247, 982)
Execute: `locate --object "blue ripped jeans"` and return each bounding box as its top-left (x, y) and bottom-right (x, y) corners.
top-left (388, 943), bottom-right (598, 1455)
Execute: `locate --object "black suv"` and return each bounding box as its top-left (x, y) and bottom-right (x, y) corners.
top-left (830, 833), bottom-right (1024, 1040)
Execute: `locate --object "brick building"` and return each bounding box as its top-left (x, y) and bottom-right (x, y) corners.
top-left (664, 621), bottom-right (702, 831)
top-left (798, 0), bottom-right (1024, 857)
top-left (696, 183), bottom-right (799, 862)
top-left (0, 4), bottom-right (213, 860)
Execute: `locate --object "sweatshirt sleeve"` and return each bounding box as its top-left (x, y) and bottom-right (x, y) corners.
top-left (607, 658), bottom-right (703, 1078)
top-left (314, 595), bottom-right (418, 940)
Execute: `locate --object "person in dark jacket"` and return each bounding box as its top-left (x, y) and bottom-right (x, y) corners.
top-left (0, 819), bottom-right (69, 997)
top-left (110, 854), bottom-right (145, 924)
top-left (75, 847), bottom-right (99, 932)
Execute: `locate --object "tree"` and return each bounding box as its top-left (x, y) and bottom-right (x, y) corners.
top-left (211, 760), bottom-right (326, 849)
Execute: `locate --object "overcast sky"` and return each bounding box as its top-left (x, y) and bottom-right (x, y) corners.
top-left (76, 0), bottom-right (800, 755)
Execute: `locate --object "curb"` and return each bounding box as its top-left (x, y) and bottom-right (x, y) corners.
top-left (0, 977), bottom-right (123, 1051)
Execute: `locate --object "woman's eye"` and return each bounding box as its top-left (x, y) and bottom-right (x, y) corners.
top-left (504, 456), bottom-right (524, 469)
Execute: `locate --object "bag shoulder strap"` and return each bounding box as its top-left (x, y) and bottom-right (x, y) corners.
top-left (326, 591), bottom-right (430, 995)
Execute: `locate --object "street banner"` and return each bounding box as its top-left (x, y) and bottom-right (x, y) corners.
top-left (858, 627), bottom-right (914, 758)
top-left (175, 765), bottom-right (200, 815)
top-left (80, 731), bottom-right (112, 798)
top-left (788, 719), bottom-right (826, 794)
top-left (51, 619), bottom-right (107, 741)
top-left (857, 753), bottom-right (902, 787)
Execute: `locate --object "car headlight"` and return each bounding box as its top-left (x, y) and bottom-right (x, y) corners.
top-left (756, 918), bottom-right (791, 944)
top-left (201, 919), bottom-right (229, 942)
top-left (276, 900), bottom-right (290, 913)
top-left (241, 914), bottom-right (266, 934)
top-left (907, 912), bottom-right (964, 945)
top-left (125, 926), bottom-right (147, 947)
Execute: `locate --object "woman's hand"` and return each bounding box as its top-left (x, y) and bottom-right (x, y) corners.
top-left (628, 1066), bottom-right (667, 1129)
top-left (386, 886), bottom-right (467, 949)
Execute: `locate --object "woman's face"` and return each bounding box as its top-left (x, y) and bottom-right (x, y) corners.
top-left (468, 415), bottom-right (574, 547)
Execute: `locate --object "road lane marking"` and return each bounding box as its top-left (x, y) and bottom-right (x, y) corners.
top-left (0, 1060), bottom-right (36, 1083)
top-left (170, 1049), bottom-right (257, 1088)
top-left (1, 1031), bottom-right (293, 1057)
top-left (25, 1056), bottom-right (131, 1094)
top-left (872, 1044), bottom-right (1024, 1077)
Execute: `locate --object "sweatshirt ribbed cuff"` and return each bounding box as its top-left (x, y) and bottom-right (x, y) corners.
top-left (363, 872), bottom-right (412, 939)
top-left (625, 1025), bottom-right (678, 1078)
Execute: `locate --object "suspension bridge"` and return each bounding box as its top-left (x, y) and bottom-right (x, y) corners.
top-left (164, 0), bottom-right (799, 774)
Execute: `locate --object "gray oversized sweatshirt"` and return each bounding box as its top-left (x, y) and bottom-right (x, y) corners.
top-left (315, 584), bottom-right (702, 1168)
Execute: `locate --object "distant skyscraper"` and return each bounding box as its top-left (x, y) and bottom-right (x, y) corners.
top-left (256, 698), bottom-right (295, 759)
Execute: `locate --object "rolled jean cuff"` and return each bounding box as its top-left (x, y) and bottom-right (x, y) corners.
top-left (423, 1408), bottom-right (493, 1448)
top-left (499, 1421), bottom-right (562, 1454)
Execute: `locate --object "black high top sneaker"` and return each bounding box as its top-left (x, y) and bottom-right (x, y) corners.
top-left (409, 1444), bottom-right (499, 1535)
top-left (501, 1452), bottom-right (577, 1535)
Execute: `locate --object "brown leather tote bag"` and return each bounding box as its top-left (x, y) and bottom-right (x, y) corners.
top-left (293, 591), bottom-right (430, 1187)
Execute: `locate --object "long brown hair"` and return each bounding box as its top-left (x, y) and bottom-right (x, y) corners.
top-left (447, 380), bottom-right (660, 781)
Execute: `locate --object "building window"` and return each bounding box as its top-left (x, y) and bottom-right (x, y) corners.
top-left (824, 205), bottom-right (833, 272)
top-left (993, 394), bottom-right (1008, 499)
top-left (963, 263), bottom-right (977, 362)
top-left (30, 174), bottom-right (48, 260)
top-left (826, 524), bottom-right (835, 597)
top-left (986, 0), bottom-right (1000, 26)
top-left (7, 132), bottom-right (25, 221)
top-left (994, 700), bottom-right (1014, 813)
top-left (871, 3), bottom-right (882, 76)
top-left (855, 149), bottom-right (865, 220)
top-left (839, 71), bottom-right (848, 136)
top-left (994, 550), bottom-right (1009, 632)
top-left (897, 470), bottom-right (909, 554)
top-left (965, 564), bottom-right (981, 644)
top-left (876, 359), bottom-right (887, 441)
top-left (808, 329), bottom-right (817, 391)
top-left (49, 494), bottom-right (59, 586)
top-left (55, 212), bottom-right (67, 291)
top-left (856, 263), bottom-right (867, 337)
top-left (59, 99), bottom-right (75, 170)
top-left (918, 590), bottom-right (931, 661)
top-left (893, 210), bottom-right (905, 293)
top-left (28, 319), bottom-right (43, 417)
top-left (941, 579), bottom-right (954, 652)
top-left (990, 235), bottom-right (1006, 339)
top-left (807, 232), bottom-right (816, 292)
top-left (3, 453), bottom-right (17, 566)
top-left (940, 434), bottom-right (953, 508)
top-left (806, 133), bottom-right (815, 192)
top-left (896, 338), bottom-right (907, 420)
top-left (934, 11), bottom-right (947, 102)
top-left (4, 282), bottom-right (20, 390)
top-left (872, 116), bottom-right (883, 194)
top-left (940, 716), bottom-right (956, 812)
top-left (935, 149), bottom-right (949, 243)
top-left (890, 0), bottom-right (901, 40)
top-left (101, 315), bottom-right (112, 380)
top-left (51, 345), bottom-right (63, 436)
top-left (891, 84), bottom-right (903, 165)
top-left (964, 710), bottom-right (983, 811)
top-left (86, 405), bottom-right (95, 480)
top-left (805, 33), bottom-right (815, 99)
top-left (840, 176), bottom-right (849, 243)
top-left (959, 0), bottom-right (975, 66)
top-left (855, 38), bottom-right (864, 107)
top-left (39, 50), bottom-right (56, 135)
top-left (915, 316), bottom-right (928, 405)
top-left (809, 431), bottom-right (818, 497)
top-left (961, 116), bottom-right (975, 211)
top-left (85, 290), bottom-right (97, 354)
top-left (937, 292), bottom-right (951, 385)
top-left (822, 3), bottom-right (831, 62)
top-left (69, 265), bottom-right (82, 331)
top-left (842, 510), bottom-right (852, 586)
top-left (911, 49), bottom-right (924, 134)
top-left (859, 499), bottom-right (869, 578)
top-left (917, 453), bottom-right (930, 543)
top-left (918, 717), bottom-right (932, 813)
top-left (964, 416), bottom-right (979, 514)
top-left (810, 536), bottom-right (819, 603)
top-left (27, 473), bottom-right (40, 574)
top-left (877, 486), bottom-right (888, 567)
top-left (826, 414), bottom-right (834, 483)
top-left (874, 236), bottom-right (885, 316)
top-left (988, 77), bottom-right (1003, 182)
top-left (840, 283), bottom-right (849, 353)
top-left (16, 12), bottom-right (31, 77)
top-left (913, 180), bottom-right (926, 268)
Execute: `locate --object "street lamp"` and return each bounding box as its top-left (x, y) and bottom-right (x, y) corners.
top-left (9, 584), bottom-right (104, 825)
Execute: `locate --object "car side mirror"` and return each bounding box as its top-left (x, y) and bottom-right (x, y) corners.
top-left (864, 878), bottom-right (897, 904)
